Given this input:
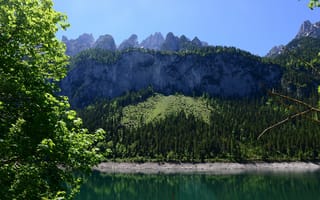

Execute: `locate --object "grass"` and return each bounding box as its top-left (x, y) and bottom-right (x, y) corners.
top-left (121, 93), bottom-right (214, 127)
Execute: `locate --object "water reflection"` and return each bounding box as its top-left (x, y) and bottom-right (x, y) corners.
top-left (76, 171), bottom-right (320, 200)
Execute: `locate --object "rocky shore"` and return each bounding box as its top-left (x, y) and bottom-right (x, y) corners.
top-left (93, 162), bottom-right (320, 174)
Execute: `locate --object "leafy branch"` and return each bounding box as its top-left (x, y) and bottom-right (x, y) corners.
top-left (309, 0), bottom-right (320, 9)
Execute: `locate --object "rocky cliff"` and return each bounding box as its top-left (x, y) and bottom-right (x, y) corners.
top-left (62, 32), bottom-right (207, 55)
top-left (118, 34), bottom-right (139, 50)
top-left (140, 32), bottom-right (165, 50)
top-left (60, 47), bottom-right (281, 108)
top-left (295, 20), bottom-right (320, 39)
top-left (265, 45), bottom-right (285, 58)
top-left (266, 20), bottom-right (320, 57)
top-left (93, 34), bottom-right (116, 51)
top-left (62, 33), bottom-right (95, 56)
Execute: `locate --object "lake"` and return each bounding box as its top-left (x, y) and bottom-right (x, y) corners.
top-left (76, 171), bottom-right (320, 200)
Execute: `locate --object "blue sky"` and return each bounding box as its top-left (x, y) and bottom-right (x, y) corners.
top-left (53, 0), bottom-right (320, 56)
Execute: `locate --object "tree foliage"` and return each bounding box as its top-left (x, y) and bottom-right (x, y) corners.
top-left (0, 0), bottom-right (103, 199)
top-left (79, 91), bottom-right (320, 163)
top-left (308, 0), bottom-right (320, 9)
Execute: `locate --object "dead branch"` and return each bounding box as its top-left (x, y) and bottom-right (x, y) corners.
top-left (257, 109), bottom-right (313, 139)
top-left (258, 48), bottom-right (320, 139)
top-left (258, 91), bottom-right (320, 139)
top-left (269, 91), bottom-right (320, 112)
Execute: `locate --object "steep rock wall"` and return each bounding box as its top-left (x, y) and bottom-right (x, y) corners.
top-left (61, 49), bottom-right (282, 108)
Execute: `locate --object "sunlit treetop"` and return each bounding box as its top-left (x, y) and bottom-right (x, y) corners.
top-left (308, 0), bottom-right (320, 9)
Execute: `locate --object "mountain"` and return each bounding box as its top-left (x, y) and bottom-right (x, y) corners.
top-left (60, 47), bottom-right (281, 108)
top-left (62, 33), bottom-right (95, 56)
top-left (118, 34), bottom-right (139, 50)
top-left (60, 22), bottom-right (320, 163)
top-left (265, 45), bottom-right (285, 58)
top-left (61, 21), bottom-right (320, 109)
top-left (295, 20), bottom-right (320, 39)
top-left (192, 37), bottom-right (203, 47)
top-left (160, 33), bottom-right (205, 51)
top-left (266, 20), bottom-right (320, 57)
top-left (265, 19), bottom-right (320, 97)
top-left (161, 32), bottom-right (181, 51)
top-left (93, 34), bottom-right (116, 51)
top-left (62, 32), bottom-right (207, 55)
top-left (264, 21), bottom-right (320, 95)
top-left (140, 32), bottom-right (165, 50)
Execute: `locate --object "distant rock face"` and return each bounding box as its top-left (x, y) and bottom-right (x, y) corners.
top-left (62, 33), bottom-right (95, 56)
top-left (295, 20), bottom-right (320, 39)
top-left (201, 41), bottom-right (209, 47)
top-left (161, 33), bottom-right (205, 51)
top-left (179, 35), bottom-right (191, 50)
top-left (61, 49), bottom-right (282, 108)
top-left (93, 34), bottom-right (116, 51)
top-left (266, 20), bottom-right (320, 57)
top-left (140, 32), bottom-right (165, 50)
top-left (118, 34), bottom-right (139, 50)
top-left (161, 32), bottom-right (181, 51)
top-left (192, 37), bottom-right (203, 47)
top-left (265, 45), bottom-right (285, 58)
top-left (62, 32), bottom-right (209, 55)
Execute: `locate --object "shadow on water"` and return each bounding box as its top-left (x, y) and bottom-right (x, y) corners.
top-left (76, 170), bottom-right (320, 200)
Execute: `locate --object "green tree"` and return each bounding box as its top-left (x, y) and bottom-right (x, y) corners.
top-left (0, 0), bottom-right (103, 199)
top-left (308, 0), bottom-right (320, 9)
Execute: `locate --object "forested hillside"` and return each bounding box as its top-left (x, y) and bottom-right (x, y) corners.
top-left (65, 28), bottom-right (320, 163)
top-left (78, 89), bottom-right (320, 162)
top-left (267, 37), bottom-right (320, 97)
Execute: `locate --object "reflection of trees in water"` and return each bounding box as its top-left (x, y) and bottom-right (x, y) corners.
top-left (205, 172), bottom-right (320, 200)
top-left (76, 171), bottom-right (320, 200)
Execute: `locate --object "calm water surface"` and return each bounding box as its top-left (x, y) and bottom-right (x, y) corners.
top-left (76, 170), bottom-right (320, 200)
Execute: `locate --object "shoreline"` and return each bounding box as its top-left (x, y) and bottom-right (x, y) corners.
top-left (93, 162), bottom-right (320, 174)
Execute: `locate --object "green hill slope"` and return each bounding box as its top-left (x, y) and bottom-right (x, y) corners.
top-left (121, 94), bottom-right (213, 127)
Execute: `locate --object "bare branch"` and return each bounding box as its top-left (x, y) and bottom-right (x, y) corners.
top-left (258, 91), bottom-right (320, 139)
top-left (257, 109), bottom-right (313, 139)
top-left (269, 91), bottom-right (320, 112)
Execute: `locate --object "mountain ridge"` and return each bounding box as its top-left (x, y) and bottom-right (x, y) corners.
top-left (62, 32), bottom-right (208, 56)
top-left (60, 47), bottom-right (281, 108)
top-left (60, 20), bottom-right (320, 109)
top-left (266, 20), bottom-right (320, 57)
top-left (69, 20), bottom-right (320, 162)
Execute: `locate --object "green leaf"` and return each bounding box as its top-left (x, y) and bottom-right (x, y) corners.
top-left (0, 0), bottom-right (102, 199)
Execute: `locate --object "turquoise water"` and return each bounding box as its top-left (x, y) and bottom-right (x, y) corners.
top-left (76, 171), bottom-right (320, 200)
